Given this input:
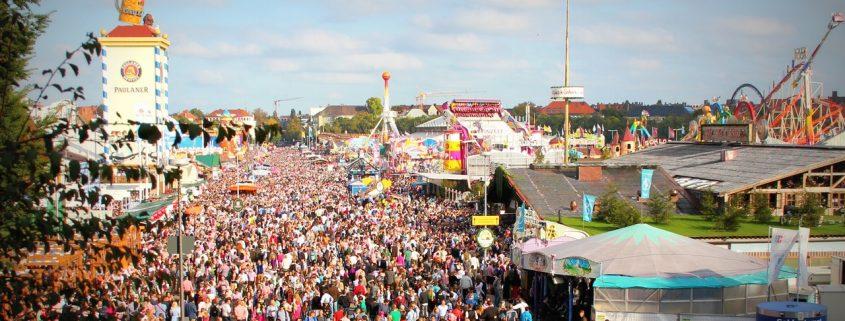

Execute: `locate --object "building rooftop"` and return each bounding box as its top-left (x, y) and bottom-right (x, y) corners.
top-left (507, 166), bottom-right (693, 219)
top-left (539, 101), bottom-right (595, 116)
top-left (106, 25), bottom-right (158, 37)
top-left (318, 105), bottom-right (367, 118)
top-left (625, 104), bottom-right (693, 118)
top-left (604, 142), bottom-right (845, 195)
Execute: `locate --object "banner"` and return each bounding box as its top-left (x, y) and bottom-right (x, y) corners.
top-left (798, 227), bottom-right (810, 288)
top-left (516, 203), bottom-right (526, 233)
top-left (582, 194), bottom-right (596, 222)
top-left (768, 227), bottom-right (799, 284)
top-left (640, 169), bottom-right (654, 199)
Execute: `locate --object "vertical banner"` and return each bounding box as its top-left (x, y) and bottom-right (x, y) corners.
top-left (516, 203), bottom-right (526, 234)
top-left (117, 0), bottom-right (144, 25)
top-left (798, 227), bottom-right (810, 288)
top-left (640, 169), bottom-right (654, 199)
top-left (582, 194), bottom-right (596, 222)
top-left (768, 227), bottom-right (799, 284)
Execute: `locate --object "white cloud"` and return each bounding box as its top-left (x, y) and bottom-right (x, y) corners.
top-left (174, 40), bottom-right (263, 59)
top-left (473, 0), bottom-right (558, 9)
top-left (265, 58), bottom-right (301, 72)
top-left (412, 14), bottom-right (434, 29)
top-left (194, 69), bottom-right (226, 85)
top-left (714, 16), bottom-right (796, 37)
top-left (462, 58), bottom-right (531, 71)
top-left (302, 72), bottom-right (371, 84)
top-left (578, 24), bottom-right (678, 51)
top-left (453, 9), bottom-right (532, 33)
top-left (626, 58), bottom-right (662, 71)
top-left (417, 33), bottom-right (489, 52)
top-left (266, 29), bottom-right (364, 54)
top-left (332, 53), bottom-right (423, 71)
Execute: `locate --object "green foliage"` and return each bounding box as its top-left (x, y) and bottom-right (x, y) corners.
top-left (533, 148), bottom-right (545, 164)
top-left (366, 96), bottom-right (383, 116)
top-left (796, 192), bottom-right (824, 227)
top-left (493, 166), bottom-right (508, 200)
top-left (510, 102), bottom-right (537, 118)
top-left (751, 193), bottom-right (774, 224)
top-left (698, 190), bottom-right (719, 221)
top-left (716, 196), bottom-right (747, 231)
top-left (597, 185), bottom-right (641, 227)
top-left (188, 108), bottom-right (204, 119)
top-left (646, 192), bottom-right (674, 224)
top-left (395, 115), bottom-right (437, 134)
top-left (284, 115), bottom-right (305, 141)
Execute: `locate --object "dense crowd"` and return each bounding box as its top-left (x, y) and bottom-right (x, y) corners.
top-left (15, 146), bottom-right (538, 321)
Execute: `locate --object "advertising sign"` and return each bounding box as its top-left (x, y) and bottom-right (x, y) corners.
top-left (117, 0), bottom-right (145, 25)
top-left (700, 124), bottom-right (753, 143)
top-left (553, 256), bottom-right (601, 278)
top-left (476, 228), bottom-right (495, 248)
top-left (768, 227), bottom-right (799, 284)
top-left (472, 215), bottom-right (500, 226)
top-left (449, 99), bottom-right (501, 117)
top-left (582, 194), bottom-right (596, 222)
top-left (551, 86), bottom-right (585, 100)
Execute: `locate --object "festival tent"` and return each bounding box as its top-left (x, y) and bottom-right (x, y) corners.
top-left (520, 224), bottom-right (796, 315)
top-left (529, 224), bottom-right (795, 288)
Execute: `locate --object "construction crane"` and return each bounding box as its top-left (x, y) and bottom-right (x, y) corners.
top-left (415, 90), bottom-right (483, 108)
top-left (273, 97), bottom-right (303, 117)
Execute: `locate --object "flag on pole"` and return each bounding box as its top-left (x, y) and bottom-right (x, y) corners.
top-left (641, 169), bottom-right (654, 199)
top-left (668, 127), bottom-right (675, 139)
top-left (582, 194), bottom-right (596, 222)
top-left (768, 227), bottom-right (799, 284)
top-left (798, 227), bottom-right (810, 288)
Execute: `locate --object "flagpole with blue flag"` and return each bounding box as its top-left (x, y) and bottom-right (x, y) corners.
top-left (582, 194), bottom-right (596, 222)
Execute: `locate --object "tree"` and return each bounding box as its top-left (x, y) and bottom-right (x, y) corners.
top-left (716, 196), bottom-right (747, 231)
top-left (596, 185), bottom-right (641, 227)
top-left (284, 116), bottom-right (304, 141)
top-left (796, 192), bottom-right (824, 227)
top-left (751, 193), bottom-right (773, 224)
top-left (253, 108), bottom-right (269, 125)
top-left (188, 108), bottom-right (204, 119)
top-left (699, 190), bottom-right (719, 221)
top-left (366, 97), bottom-right (383, 116)
top-left (646, 192), bottom-right (674, 224)
top-left (511, 102), bottom-right (537, 118)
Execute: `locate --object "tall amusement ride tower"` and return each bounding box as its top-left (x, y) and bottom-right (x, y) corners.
top-left (376, 71), bottom-right (400, 142)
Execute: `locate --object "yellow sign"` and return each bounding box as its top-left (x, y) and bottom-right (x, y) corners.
top-left (472, 215), bottom-right (500, 226)
top-left (117, 0), bottom-right (145, 25)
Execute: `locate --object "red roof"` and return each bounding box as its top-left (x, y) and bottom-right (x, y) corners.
top-left (106, 25), bottom-right (158, 37)
top-left (539, 101), bottom-right (595, 116)
top-left (208, 109), bottom-right (251, 118)
top-left (76, 105), bottom-right (102, 123)
top-left (622, 129), bottom-right (636, 142)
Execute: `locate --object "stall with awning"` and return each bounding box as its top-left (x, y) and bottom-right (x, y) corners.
top-left (228, 182), bottom-right (257, 194)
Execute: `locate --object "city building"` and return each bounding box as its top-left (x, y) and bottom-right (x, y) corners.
top-left (206, 108), bottom-right (253, 123)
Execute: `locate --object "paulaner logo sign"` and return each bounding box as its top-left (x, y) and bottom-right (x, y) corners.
top-left (120, 61), bottom-right (142, 82)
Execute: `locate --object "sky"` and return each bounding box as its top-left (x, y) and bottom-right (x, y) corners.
top-left (26, 0), bottom-right (845, 114)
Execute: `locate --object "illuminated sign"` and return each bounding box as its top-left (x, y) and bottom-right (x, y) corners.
top-left (700, 124), bottom-right (752, 143)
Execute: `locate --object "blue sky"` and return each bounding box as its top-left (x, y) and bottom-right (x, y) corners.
top-left (27, 0), bottom-right (845, 114)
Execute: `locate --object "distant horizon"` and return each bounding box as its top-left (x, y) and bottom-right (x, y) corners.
top-left (25, 0), bottom-right (845, 114)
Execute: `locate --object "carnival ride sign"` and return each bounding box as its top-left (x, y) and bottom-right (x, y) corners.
top-left (476, 228), bottom-right (495, 248)
top-left (551, 86), bottom-right (585, 100)
top-left (449, 100), bottom-right (501, 117)
top-left (700, 124), bottom-right (752, 143)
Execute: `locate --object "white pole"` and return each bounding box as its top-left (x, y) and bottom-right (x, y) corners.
top-left (563, 0), bottom-right (571, 165)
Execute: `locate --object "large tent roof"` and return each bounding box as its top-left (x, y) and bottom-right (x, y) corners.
top-left (532, 224), bottom-right (794, 288)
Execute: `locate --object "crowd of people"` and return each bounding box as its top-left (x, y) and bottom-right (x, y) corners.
top-left (14, 146), bottom-right (545, 321)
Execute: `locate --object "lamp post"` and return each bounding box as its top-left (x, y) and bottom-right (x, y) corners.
top-left (563, 0), bottom-right (571, 165)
